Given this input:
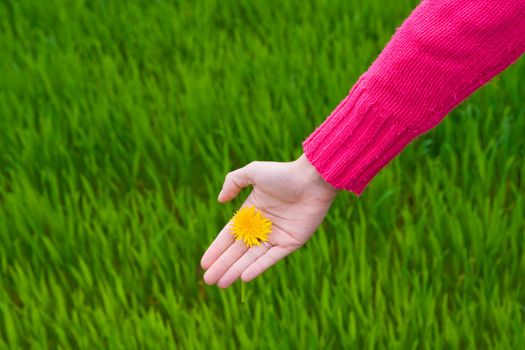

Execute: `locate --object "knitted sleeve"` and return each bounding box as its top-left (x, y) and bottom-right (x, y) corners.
top-left (302, 0), bottom-right (525, 196)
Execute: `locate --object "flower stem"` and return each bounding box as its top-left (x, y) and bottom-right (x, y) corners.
top-left (241, 281), bottom-right (246, 303)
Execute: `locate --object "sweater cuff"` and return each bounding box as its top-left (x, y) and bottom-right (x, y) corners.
top-left (302, 76), bottom-right (420, 196)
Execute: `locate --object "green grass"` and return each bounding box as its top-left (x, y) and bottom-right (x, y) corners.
top-left (0, 0), bottom-right (524, 348)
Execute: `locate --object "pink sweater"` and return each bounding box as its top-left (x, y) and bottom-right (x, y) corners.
top-left (303, 0), bottom-right (525, 196)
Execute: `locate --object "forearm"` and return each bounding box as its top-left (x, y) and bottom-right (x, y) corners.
top-left (303, 0), bottom-right (525, 196)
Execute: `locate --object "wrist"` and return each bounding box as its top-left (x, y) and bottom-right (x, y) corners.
top-left (294, 153), bottom-right (339, 197)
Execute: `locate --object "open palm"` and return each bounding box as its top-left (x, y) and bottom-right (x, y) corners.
top-left (200, 155), bottom-right (338, 288)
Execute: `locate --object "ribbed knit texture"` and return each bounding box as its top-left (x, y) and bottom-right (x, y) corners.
top-left (303, 0), bottom-right (525, 196)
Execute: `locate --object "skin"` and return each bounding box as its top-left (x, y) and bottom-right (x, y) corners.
top-left (200, 154), bottom-right (339, 288)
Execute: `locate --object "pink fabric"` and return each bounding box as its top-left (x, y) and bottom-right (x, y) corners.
top-left (303, 0), bottom-right (525, 196)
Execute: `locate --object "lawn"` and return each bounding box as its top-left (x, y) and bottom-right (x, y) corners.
top-left (0, 0), bottom-right (524, 348)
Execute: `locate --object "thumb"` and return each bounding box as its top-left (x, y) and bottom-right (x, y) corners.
top-left (218, 162), bottom-right (258, 203)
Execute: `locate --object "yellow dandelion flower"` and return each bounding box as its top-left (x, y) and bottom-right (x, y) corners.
top-left (230, 205), bottom-right (272, 248)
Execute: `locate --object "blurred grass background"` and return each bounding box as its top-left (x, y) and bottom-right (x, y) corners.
top-left (0, 0), bottom-right (524, 348)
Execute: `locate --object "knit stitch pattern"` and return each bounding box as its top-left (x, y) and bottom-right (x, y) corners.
top-left (303, 0), bottom-right (525, 196)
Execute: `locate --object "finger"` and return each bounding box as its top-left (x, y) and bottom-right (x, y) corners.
top-left (200, 223), bottom-right (235, 270)
top-left (217, 243), bottom-right (270, 288)
top-left (203, 240), bottom-right (248, 285)
top-left (217, 162), bottom-right (258, 203)
top-left (201, 195), bottom-right (256, 270)
top-left (241, 246), bottom-right (290, 282)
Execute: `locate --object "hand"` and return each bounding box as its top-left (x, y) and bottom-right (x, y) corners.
top-left (200, 154), bottom-right (339, 288)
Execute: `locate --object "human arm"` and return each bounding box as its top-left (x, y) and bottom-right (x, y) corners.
top-left (201, 0), bottom-right (525, 287)
top-left (303, 0), bottom-right (525, 195)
